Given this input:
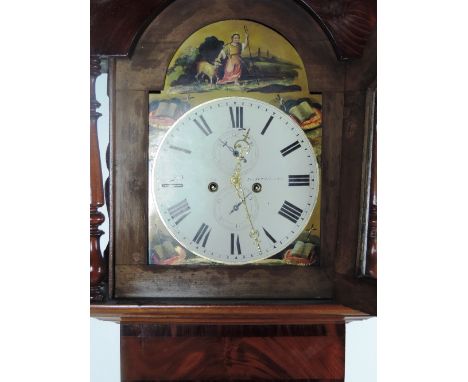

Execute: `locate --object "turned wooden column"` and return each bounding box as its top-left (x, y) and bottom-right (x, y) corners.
top-left (90, 56), bottom-right (106, 302)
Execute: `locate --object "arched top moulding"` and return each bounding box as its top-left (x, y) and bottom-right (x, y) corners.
top-left (90, 0), bottom-right (376, 61)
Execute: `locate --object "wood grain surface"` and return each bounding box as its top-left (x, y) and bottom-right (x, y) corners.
top-left (115, 265), bottom-right (333, 299)
top-left (121, 323), bottom-right (345, 381)
top-left (91, 303), bottom-right (367, 324)
top-left (320, 92), bottom-right (344, 271)
top-left (114, 89), bottom-right (148, 266)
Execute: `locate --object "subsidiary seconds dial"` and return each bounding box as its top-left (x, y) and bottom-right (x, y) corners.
top-left (152, 97), bottom-right (319, 264)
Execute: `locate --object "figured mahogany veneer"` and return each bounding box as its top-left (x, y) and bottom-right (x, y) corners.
top-left (120, 323), bottom-right (345, 381)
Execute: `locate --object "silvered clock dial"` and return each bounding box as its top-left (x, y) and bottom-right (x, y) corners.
top-left (152, 97), bottom-right (319, 264)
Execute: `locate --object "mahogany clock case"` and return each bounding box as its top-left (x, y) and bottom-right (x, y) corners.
top-left (91, 0), bottom-right (377, 314)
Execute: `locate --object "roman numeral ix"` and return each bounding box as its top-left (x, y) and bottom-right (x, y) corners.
top-left (288, 174), bottom-right (310, 186)
top-left (278, 201), bottom-right (303, 224)
top-left (281, 140), bottom-right (301, 156)
top-left (167, 199), bottom-right (191, 225)
top-left (229, 106), bottom-right (243, 129)
top-left (193, 223), bottom-right (211, 247)
top-left (194, 115), bottom-right (212, 136)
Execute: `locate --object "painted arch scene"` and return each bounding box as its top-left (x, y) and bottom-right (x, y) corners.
top-left (164, 20), bottom-right (307, 94)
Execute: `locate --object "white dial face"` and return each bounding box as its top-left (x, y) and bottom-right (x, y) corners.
top-left (152, 97), bottom-right (319, 264)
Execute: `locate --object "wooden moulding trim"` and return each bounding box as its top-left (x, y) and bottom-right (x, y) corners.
top-left (90, 304), bottom-right (368, 324)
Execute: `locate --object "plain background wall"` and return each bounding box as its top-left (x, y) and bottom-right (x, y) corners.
top-left (90, 74), bottom-right (377, 382)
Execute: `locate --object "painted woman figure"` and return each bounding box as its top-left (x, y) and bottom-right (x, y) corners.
top-left (216, 32), bottom-right (249, 85)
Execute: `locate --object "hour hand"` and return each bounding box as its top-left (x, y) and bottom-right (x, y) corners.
top-left (229, 192), bottom-right (252, 214)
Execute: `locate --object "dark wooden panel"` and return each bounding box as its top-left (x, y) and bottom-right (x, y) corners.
top-left (134, 0), bottom-right (325, 48)
top-left (114, 90), bottom-right (149, 265)
top-left (335, 90), bottom-right (366, 276)
top-left (121, 324), bottom-right (345, 337)
top-left (115, 265), bottom-right (333, 299)
top-left (332, 90), bottom-right (377, 315)
top-left (91, 0), bottom-right (175, 56)
top-left (320, 92), bottom-right (344, 271)
top-left (329, 26), bottom-right (376, 312)
top-left (121, 323), bottom-right (345, 381)
top-left (334, 274), bottom-right (376, 315)
top-left (344, 29), bottom-right (377, 91)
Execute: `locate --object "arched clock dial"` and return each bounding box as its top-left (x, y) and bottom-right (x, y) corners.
top-left (152, 97), bottom-right (319, 264)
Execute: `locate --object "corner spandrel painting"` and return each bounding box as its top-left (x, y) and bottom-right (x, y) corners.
top-left (148, 20), bottom-right (322, 266)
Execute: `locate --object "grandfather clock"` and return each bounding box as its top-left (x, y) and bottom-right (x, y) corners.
top-left (90, 0), bottom-right (377, 380)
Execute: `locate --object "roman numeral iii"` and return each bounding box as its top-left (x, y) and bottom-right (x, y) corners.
top-left (229, 106), bottom-right (243, 129)
top-left (193, 223), bottom-right (211, 247)
top-left (167, 199), bottom-right (191, 225)
top-left (278, 201), bottom-right (303, 223)
top-left (288, 174), bottom-right (310, 186)
top-left (193, 115), bottom-right (212, 136)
